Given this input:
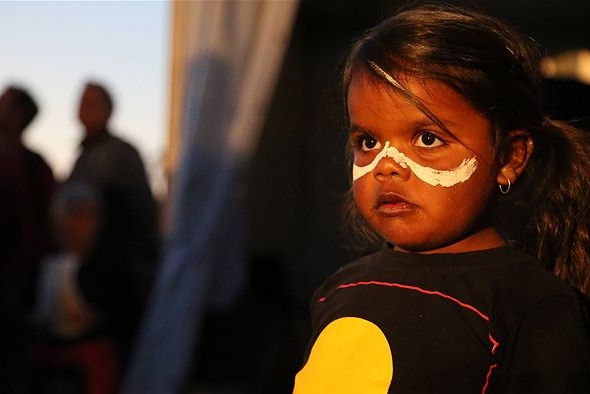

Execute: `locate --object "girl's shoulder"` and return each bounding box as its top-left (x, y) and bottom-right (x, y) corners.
top-left (313, 244), bottom-right (581, 309)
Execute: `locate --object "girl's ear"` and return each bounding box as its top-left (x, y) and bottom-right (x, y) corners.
top-left (496, 129), bottom-right (534, 186)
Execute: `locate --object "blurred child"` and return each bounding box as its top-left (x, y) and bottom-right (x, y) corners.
top-left (32, 183), bottom-right (102, 338)
top-left (29, 183), bottom-right (119, 394)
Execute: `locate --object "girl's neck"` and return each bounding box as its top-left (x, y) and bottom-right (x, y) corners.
top-left (393, 227), bottom-right (507, 254)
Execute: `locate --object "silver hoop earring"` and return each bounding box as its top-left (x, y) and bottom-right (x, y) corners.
top-left (499, 176), bottom-right (511, 194)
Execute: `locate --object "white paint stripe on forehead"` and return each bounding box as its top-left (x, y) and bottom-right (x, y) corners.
top-left (352, 141), bottom-right (478, 187)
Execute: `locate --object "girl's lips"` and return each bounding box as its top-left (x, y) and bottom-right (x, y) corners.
top-left (375, 192), bottom-right (414, 215)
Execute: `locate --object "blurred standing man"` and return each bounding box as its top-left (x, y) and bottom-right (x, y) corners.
top-left (0, 85), bottom-right (55, 392)
top-left (64, 81), bottom-right (160, 369)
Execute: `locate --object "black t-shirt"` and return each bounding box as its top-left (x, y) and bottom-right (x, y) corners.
top-left (294, 244), bottom-right (590, 393)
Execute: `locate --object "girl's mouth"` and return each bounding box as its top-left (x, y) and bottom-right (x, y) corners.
top-left (376, 192), bottom-right (414, 215)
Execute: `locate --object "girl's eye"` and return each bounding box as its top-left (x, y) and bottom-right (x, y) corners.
top-left (414, 132), bottom-right (444, 148)
top-left (360, 135), bottom-right (382, 152)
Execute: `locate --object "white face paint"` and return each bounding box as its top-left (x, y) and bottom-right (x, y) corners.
top-left (352, 141), bottom-right (478, 187)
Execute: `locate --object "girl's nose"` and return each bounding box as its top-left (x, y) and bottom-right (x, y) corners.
top-left (373, 156), bottom-right (410, 181)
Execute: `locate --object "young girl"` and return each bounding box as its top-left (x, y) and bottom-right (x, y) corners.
top-left (293, 3), bottom-right (590, 393)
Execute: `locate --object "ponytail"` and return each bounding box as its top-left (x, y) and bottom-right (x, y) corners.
top-left (499, 119), bottom-right (590, 297)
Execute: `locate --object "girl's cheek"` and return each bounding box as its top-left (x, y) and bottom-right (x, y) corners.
top-left (352, 178), bottom-right (369, 207)
top-left (353, 151), bottom-right (377, 167)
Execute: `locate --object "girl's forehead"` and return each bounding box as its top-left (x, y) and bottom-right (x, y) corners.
top-left (350, 70), bottom-right (452, 104)
top-left (348, 69), bottom-right (486, 128)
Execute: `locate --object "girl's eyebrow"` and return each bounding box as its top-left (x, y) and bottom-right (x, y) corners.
top-left (348, 120), bottom-right (456, 137)
top-left (348, 123), bottom-right (372, 135)
top-left (409, 115), bottom-right (465, 132)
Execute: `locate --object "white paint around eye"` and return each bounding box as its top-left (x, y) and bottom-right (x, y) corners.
top-left (352, 141), bottom-right (478, 187)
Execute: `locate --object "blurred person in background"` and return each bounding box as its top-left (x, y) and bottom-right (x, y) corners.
top-left (63, 81), bottom-right (160, 371)
top-left (0, 85), bottom-right (56, 393)
top-left (27, 183), bottom-right (121, 394)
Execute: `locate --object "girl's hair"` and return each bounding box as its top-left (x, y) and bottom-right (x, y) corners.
top-left (341, 2), bottom-right (590, 297)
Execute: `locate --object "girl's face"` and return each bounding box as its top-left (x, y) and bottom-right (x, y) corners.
top-left (348, 71), bottom-right (504, 254)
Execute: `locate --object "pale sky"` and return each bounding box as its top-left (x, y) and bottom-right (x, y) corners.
top-left (0, 0), bottom-right (170, 196)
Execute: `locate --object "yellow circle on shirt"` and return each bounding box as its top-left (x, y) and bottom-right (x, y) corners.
top-left (294, 316), bottom-right (393, 393)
